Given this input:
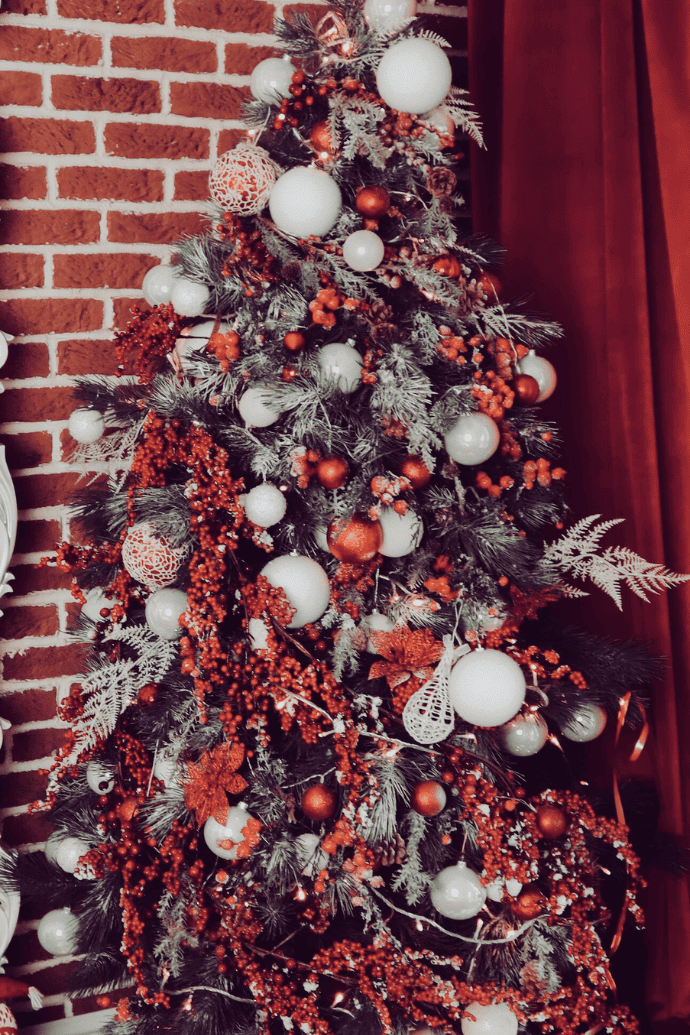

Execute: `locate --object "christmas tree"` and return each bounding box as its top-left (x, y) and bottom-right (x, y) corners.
top-left (12, 4), bottom-right (689, 1035)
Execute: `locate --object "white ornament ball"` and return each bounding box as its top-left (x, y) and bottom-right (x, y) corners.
top-left (37, 908), bottom-right (78, 957)
top-left (314, 524), bottom-right (330, 552)
top-left (342, 230), bottom-right (385, 272)
top-left (461, 1002), bottom-right (518, 1035)
top-left (430, 861), bottom-right (487, 920)
top-left (174, 320), bottom-right (232, 369)
top-left (81, 588), bottom-right (114, 623)
top-left (261, 554), bottom-right (331, 629)
top-left (295, 832), bottom-right (329, 876)
top-left (250, 57), bottom-right (293, 102)
top-left (209, 143), bottom-right (278, 216)
top-left (68, 408), bottom-right (105, 445)
top-left (269, 167), bottom-right (342, 238)
top-left (142, 264), bottom-right (177, 306)
top-left (560, 702), bottom-right (607, 743)
top-left (86, 759), bottom-right (115, 795)
top-left (244, 483), bottom-right (287, 527)
top-left (421, 104), bottom-right (455, 146)
top-left (376, 38), bottom-right (452, 114)
top-left (500, 712), bottom-right (548, 757)
top-left (55, 837), bottom-right (90, 875)
top-left (238, 386), bottom-right (282, 428)
top-left (364, 0), bottom-right (416, 32)
top-left (365, 611), bottom-right (395, 652)
top-left (204, 806), bottom-right (255, 860)
top-left (444, 412), bottom-right (500, 465)
top-left (518, 350), bottom-right (557, 402)
top-left (145, 588), bottom-right (188, 640)
top-left (378, 507), bottom-right (423, 558)
top-left (317, 342), bottom-right (363, 394)
top-left (448, 649), bottom-right (526, 727)
top-left (170, 277), bottom-right (211, 318)
top-left (44, 832), bottom-right (63, 865)
top-left (122, 522), bottom-right (191, 590)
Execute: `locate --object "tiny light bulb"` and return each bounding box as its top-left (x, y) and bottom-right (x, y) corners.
top-left (295, 887), bottom-right (307, 901)
top-left (333, 992), bottom-right (346, 1006)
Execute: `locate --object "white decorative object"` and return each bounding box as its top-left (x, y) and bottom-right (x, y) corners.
top-left (402, 637), bottom-right (464, 744)
top-left (314, 524), bottom-right (330, 552)
top-left (81, 588), bottom-right (114, 623)
top-left (421, 104), bottom-right (455, 145)
top-left (485, 876), bottom-right (523, 903)
top-left (444, 412), bottom-right (500, 465)
top-left (145, 588), bottom-right (188, 640)
top-left (250, 57), bottom-right (294, 102)
top-left (365, 610), bottom-right (394, 652)
top-left (55, 837), bottom-right (90, 875)
top-left (153, 745), bottom-right (179, 785)
top-left (44, 832), bottom-right (63, 865)
top-left (364, 0), bottom-right (416, 32)
top-left (174, 320), bottom-right (232, 369)
top-left (317, 341), bottom-right (363, 394)
top-left (244, 483), bottom-right (287, 527)
top-left (170, 277), bottom-right (211, 318)
top-left (86, 759), bottom-right (115, 795)
top-left (0, 335), bottom-right (17, 626)
top-left (68, 408), bottom-right (105, 444)
top-left (560, 702), bottom-right (607, 742)
top-left (430, 861), bottom-right (487, 920)
top-left (142, 265), bottom-right (177, 306)
top-left (248, 617), bottom-right (271, 651)
top-left (269, 167), bottom-right (342, 238)
top-left (518, 350), bottom-right (557, 403)
top-left (448, 649), bottom-right (526, 727)
top-left (260, 554), bottom-right (331, 629)
top-left (204, 805), bottom-right (255, 860)
top-left (295, 832), bottom-right (328, 876)
top-left (500, 712), bottom-right (548, 757)
top-left (342, 230), bottom-right (385, 272)
top-left (37, 907), bottom-right (78, 957)
top-left (376, 38), bottom-right (452, 114)
top-left (121, 521), bottom-right (191, 590)
top-left (378, 507), bottom-right (423, 557)
top-left (0, 716), bottom-right (10, 750)
top-left (209, 143), bottom-right (278, 216)
top-left (238, 386), bottom-right (282, 428)
top-left (461, 1002), bottom-right (518, 1035)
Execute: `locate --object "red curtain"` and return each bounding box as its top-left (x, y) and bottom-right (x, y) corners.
top-left (469, 1), bottom-right (690, 1028)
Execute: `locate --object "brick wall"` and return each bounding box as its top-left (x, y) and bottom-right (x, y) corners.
top-left (0, 1), bottom-right (468, 1028)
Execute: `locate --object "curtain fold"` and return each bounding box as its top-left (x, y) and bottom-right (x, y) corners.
top-left (469, 1), bottom-right (690, 1026)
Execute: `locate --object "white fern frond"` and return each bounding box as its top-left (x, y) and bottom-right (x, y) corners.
top-left (445, 88), bottom-right (484, 147)
top-left (415, 29), bottom-right (451, 48)
top-left (599, 546), bottom-right (690, 603)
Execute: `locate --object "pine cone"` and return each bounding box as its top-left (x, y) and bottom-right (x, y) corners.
top-left (373, 833), bottom-right (406, 867)
top-left (427, 168), bottom-right (458, 198)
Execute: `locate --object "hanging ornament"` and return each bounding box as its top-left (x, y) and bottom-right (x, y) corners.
top-left (365, 610), bottom-right (395, 651)
top-left (448, 649), bottom-right (526, 727)
top-left (314, 524), bottom-right (330, 552)
top-left (376, 38), bottom-right (452, 114)
top-left (411, 780), bottom-right (447, 817)
top-left (399, 454), bottom-right (432, 488)
top-left (317, 341), bottom-right (363, 393)
top-left (204, 805), bottom-right (258, 860)
top-left (301, 783), bottom-right (338, 821)
top-left (145, 587), bottom-right (188, 640)
top-left (142, 264), bottom-right (177, 306)
top-left (86, 759), bottom-right (115, 795)
top-left (444, 412), bottom-right (500, 466)
top-left (512, 884), bottom-right (547, 920)
top-left (364, 0), bottom-right (417, 32)
top-left (238, 385), bottom-right (282, 428)
top-left (284, 331), bottom-right (305, 352)
top-left (81, 588), bottom-right (114, 623)
top-left (54, 837), bottom-right (90, 875)
top-left (37, 908), bottom-right (78, 957)
top-left (327, 513), bottom-right (383, 563)
top-left (315, 457), bottom-right (349, 489)
top-left (511, 372), bottom-right (540, 406)
top-left (535, 803), bottom-right (568, 840)
top-left (243, 483), bottom-right (287, 527)
top-left (430, 860), bottom-right (486, 920)
top-left (122, 521), bottom-right (191, 590)
top-left (170, 276), bottom-right (210, 318)
top-left (517, 350), bottom-right (557, 403)
top-left (461, 1002), bottom-right (518, 1035)
top-left (421, 104), bottom-right (455, 147)
top-left (250, 56), bottom-right (293, 102)
top-left (500, 712), bottom-right (548, 757)
top-left (209, 142), bottom-right (278, 216)
top-left (485, 875), bottom-right (523, 903)
top-left (402, 636), bottom-right (459, 744)
top-left (356, 185), bottom-right (391, 218)
top-left (260, 554), bottom-right (331, 628)
top-left (295, 832), bottom-right (329, 876)
top-left (67, 407), bottom-right (104, 444)
top-left (379, 507), bottom-right (423, 557)
top-left (560, 702), bottom-right (607, 742)
top-left (342, 230), bottom-right (385, 272)
top-left (269, 167), bottom-right (342, 238)
top-left (309, 120), bottom-right (333, 158)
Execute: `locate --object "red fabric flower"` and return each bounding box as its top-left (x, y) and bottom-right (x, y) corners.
top-left (368, 626), bottom-right (444, 690)
top-left (183, 742), bottom-right (248, 825)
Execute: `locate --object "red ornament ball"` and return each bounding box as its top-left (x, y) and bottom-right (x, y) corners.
top-left (512, 885), bottom-right (547, 920)
top-left (309, 120), bottom-right (333, 155)
top-left (535, 803), bottom-right (568, 840)
top-left (411, 780), bottom-right (447, 817)
top-left (284, 331), bottom-right (305, 352)
top-left (477, 271), bottom-right (502, 298)
top-left (316, 457), bottom-right (349, 489)
top-left (301, 783), bottom-right (337, 821)
top-left (434, 255), bottom-right (461, 278)
top-left (356, 186), bottom-right (391, 218)
top-left (512, 373), bottom-right (541, 406)
top-left (399, 455), bottom-right (432, 489)
top-left (327, 513), bottom-right (383, 563)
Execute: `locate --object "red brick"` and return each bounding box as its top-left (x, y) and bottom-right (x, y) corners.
top-left (0, 209), bottom-right (100, 247)
top-left (1, 604), bottom-right (59, 640)
top-left (225, 43), bottom-right (276, 75)
top-left (0, 431), bottom-right (52, 469)
top-left (2, 812), bottom-right (53, 850)
top-left (112, 35), bottom-right (216, 73)
top-left (58, 0), bottom-right (163, 21)
top-left (107, 211), bottom-right (205, 245)
top-left (21, 962), bottom-right (74, 996)
top-left (175, 0), bottom-right (274, 31)
top-left (0, 770), bottom-right (49, 809)
top-left (54, 253), bottom-right (157, 290)
top-left (2, 342), bottom-right (49, 380)
top-left (2, 0), bottom-right (47, 11)
top-left (113, 297), bottom-right (150, 330)
top-left (12, 728), bottom-right (70, 763)
top-left (14, 1002), bottom-right (66, 1028)
top-left (57, 338), bottom-right (117, 375)
top-left (2, 642), bottom-right (86, 681)
top-left (15, 519), bottom-right (61, 554)
top-left (170, 81), bottom-right (248, 120)
top-left (51, 75), bottom-right (160, 115)
top-left (0, 117), bottom-right (95, 156)
top-left (0, 687), bottom-right (58, 724)
top-left (0, 254), bottom-right (44, 290)
top-left (0, 72), bottom-right (42, 107)
top-left (0, 27), bottom-right (101, 67)
top-left (218, 128), bottom-right (245, 155)
top-left (282, 3), bottom-right (325, 21)
top-left (174, 170), bottom-right (211, 202)
top-left (11, 565), bottom-right (71, 597)
top-left (105, 122), bottom-right (208, 160)
top-left (0, 165), bottom-right (47, 201)
top-left (57, 165), bottom-right (163, 202)
top-left (0, 299), bottom-right (103, 337)
top-left (1, 387), bottom-right (78, 423)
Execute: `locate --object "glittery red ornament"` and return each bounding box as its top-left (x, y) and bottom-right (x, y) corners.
top-left (434, 255), bottom-right (461, 278)
top-left (411, 780), bottom-right (447, 817)
top-left (356, 186), bottom-right (390, 218)
top-left (512, 885), bottom-right (547, 920)
top-left (535, 803), bottom-right (568, 840)
top-left (301, 783), bottom-right (337, 820)
top-left (284, 331), bottom-right (305, 351)
top-left (512, 373), bottom-right (540, 406)
top-left (316, 457), bottom-right (349, 489)
top-left (477, 271), bottom-right (502, 298)
top-left (327, 513), bottom-right (383, 563)
top-left (309, 120), bottom-right (332, 154)
top-left (399, 455), bottom-right (432, 489)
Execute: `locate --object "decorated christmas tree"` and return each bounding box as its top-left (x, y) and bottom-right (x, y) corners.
top-left (11, 3), bottom-right (689, 1035)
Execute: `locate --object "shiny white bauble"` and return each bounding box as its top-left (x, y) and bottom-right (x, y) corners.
top-left (448, 649), bottom-right (526, 727)
top-left (317, 342), bottom-right (363, 394)
top-left (365, 611), bottom-right (395, 652)
top-left (560, 702), bottom-right (607, 742)
top-left (261, 554), bottom-right (331, 629)
top-left (364, 0), bottom-right (416, 32)
top-left (485, 876), bottom-right (523, 903)
top-left (37, 908), bottom-right (78, 957)
top-left (244, 483), bottom-right (287, 527)
top-left (421, 104), bottom-right (455, 146)
top-left (500, 712), bottom-right (548, 757)
top-left (238, 386), bottom-right (282, 428)
top-left (376, 38), bottom-right (452, 114)
top-left (145, 588), bottom-right (188, 640)
top-left (269, 167), bottom-right (342, 238)
top-left (174, 319), bottom-right (232, 368)
top-left (68, 407), bottom-right (104, 444)
top-left (342, 230), bottom-right (385, 272)
top-left (295, 832), bottom-right (329, 876)
top-left (378, 507), bottom-right (423, 558)
top-left (314, 524), bottom-right (330, 552)
top-left (142, 264), bottom-right (177, 306)
top-left (81, 588), bottom-right (114, 623)
top-left (429, 861), bottom-right (486, 920)
top-left (204, 806), bottom-right (254, 860)
top-left (55, 837), bottom-right (90, 875)
top-left (518, 350), bottom-right (557, 403)
top-left (250, 56), bottom-right (293, 102)
top-left (86, 759), bottom-right (115, 795)
top-left (170, 277), bottom-right (211, 318)
top-left (444, 412), bottom-right (500, 465)
top-left (461, 1002), bottom-right (518, 1035)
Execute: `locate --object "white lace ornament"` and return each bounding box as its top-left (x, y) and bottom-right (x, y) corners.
top-left (402, 637), bottom-right (470, 744)
top-left (209, 142), bottom-right (278, 216)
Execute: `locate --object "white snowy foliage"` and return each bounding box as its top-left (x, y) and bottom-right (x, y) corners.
top-left (446, 87), bottom-right (485, 147)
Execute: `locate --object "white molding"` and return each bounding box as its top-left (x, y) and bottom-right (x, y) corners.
top-left (21, 1008), bottom-right (115, 1035)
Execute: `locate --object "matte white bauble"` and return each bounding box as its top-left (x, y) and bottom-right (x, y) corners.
top-left (421, 104), bottom-right (455, 145)
top-left (317, 342), bottom-right (363, 394)
top-left (174, 319), bottom-right (232, 368)
top-left (342, 230), bottom-right (385, 272)
top-left (55, 837), bottom-right (89, 875)
top-left (68, 407), bottom-right (104, 444)
top-left (500, 712), bottom-right (548, 757)
top-left (378, 507), bottom-right (423, 558)
top-left (376, 38), bottom-right (452, 114)
top-left (250, 56), bottom-right (293, 102)
top-left (364, 0), bottom-right (416, 32)
top-left (518, 350), bottom-right (557, 402)
top-left (461, 1002), bottom-right (518, 1035)
top-left (37, 908), bottom-right (78, 957)
top-left (448, 649), bottom-right (526, 727)
top-left (81, 588), bottom-right (114, 623)
top-left (269, 167), bottom-right (342, 238)
top-left (560, 702), bottom-right (607, 742)
top-left (444, 412), bottom-right (500, 465)
top-left (204, 806), bottom-right (254, 860)
top-left (244, 483), bottom-right (287, 527)
top-left (238, 386), bottom-right (282, 428)
top-left (314, 524), bottom-right (330, 552)
top-left (145, 588), bottom-right (188, 640)
top-left (295, 832), bottom-right (329, 876)
top-left (430, 861), bottom-right (487, 920)
top-left (86, 759), bottom-right (115, 795)
top-left (170, 277), bottom-right (211, 318)
top-left (142, 264), bottom-right (177, 306)
top-left (365, 611), bottom-right (395, 652)
top-left (261, 555), bottom-right (331, 629)
top-left (44, 832), bottom-right (63, 865)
